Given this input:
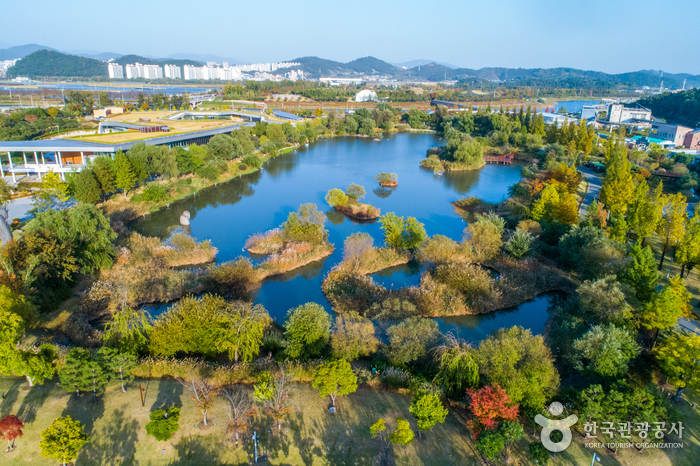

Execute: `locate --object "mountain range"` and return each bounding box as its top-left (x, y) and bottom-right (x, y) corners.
top-left (2, 44), bottom-right (698, 89)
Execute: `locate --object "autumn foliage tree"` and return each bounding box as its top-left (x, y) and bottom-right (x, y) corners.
top-left (466, 384), bottom-right (519, 430)
top-left (0, 415), bottom-right (24, 451)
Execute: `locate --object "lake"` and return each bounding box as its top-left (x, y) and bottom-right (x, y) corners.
top-left (134, 133), bottom-right (560, 341)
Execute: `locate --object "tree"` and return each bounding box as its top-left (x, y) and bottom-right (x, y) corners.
top-left (599, 142), bottom-right (634, 217)
top-left (552, 193), bottom-right (579, 224)
top-left (145, 407), bottom-right (181, 441)
top-left (177, 373), bottom-right (218, 426)
top-left (31, 171), bottom-right (69, 213)
top-left (656, 192), bottom-right (687, 270)
top-left (13, 344), bottom-right (57, 387)
top-left (0, 179), bottom-right (12, 244)
top-left (330, 315), bottom-right (378, 360)
top-left (641, 277), bottom-right (692, 341)
top-left (208, 134), bottom-right (235, 160)
top-left (72, 169), bottom-right (101, 204)
top-left (370, 418), bottom-right (390, 462)
top-left (558, 226), bottom-right (625, 280)
top-left (475, 429), bottom-right (505, 460)
top-left (627, 179), bottom-right (663, 241)
top-left (312, 359), bottom-right (358, 409)
top-left (500, 420), bottom-right (524, 454)
top-left (341, 232), bottom-right (374, 269)
top-left (284, 302), bottom-right (331, 360)
top-left (464, 214), bottom-right (504, 261)
top-left (39, 416), bottom-right (90, 466)
top-left (477, 326), bottom-right (559, 409)
top-left (282, 203), bottom-right (327, 244)
top-left (676, 204), bottom-right (700, 277)
top-left (379, 213), bottom-right (427, 250)
top-left (620, 244), bottom-right (658, 303)
top-left (149, 295), bottom-right (269, 362)
top-left (58, 348), bottom-right (92, 396)
top-left (529, 442), bottom-right (550, 464)
top-left (114, 151), bottom-right (136, 198)
top-left (0, 415), bottom-right (24, 451)
top-left (102, 306), bottom-right (152, 354)
top-left (254, 369), bottom-right (293, 430)
top-left (531, 184), bottom-right (560, 221)
top-left (389, 418), bottom-right (414, 446)
top-left (433, 334), bottom-right (479, 398)
top-left (385, 317), bottom-right (439, 366)
top-left (656, 332), bottom-right (700, 401)
top-left (346, 183), bottom-right (366, 201)
top-left (325, 188), bottom-right (349, 207)
top-left (467, 384), bottom-right (519, 429)
top-left (91, 156), bottom-right (116, 199)
top-left (25, 204), bottom-right (117, 274)
top-left (504, 228), bottom-right (535, 259)
top-left (98, 347), bottom-right (136, 393)
top-left (572, 324), bottom-right (640, 377)
top-left (221, 385), bottom-right (255, 443)
top-left (409, 393), bottom-right (448, 437)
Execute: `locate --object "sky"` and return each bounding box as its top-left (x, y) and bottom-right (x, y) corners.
top-left (2, 0), bottom-right (698, 74)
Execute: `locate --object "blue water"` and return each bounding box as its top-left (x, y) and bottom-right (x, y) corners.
top-left (131, 133), bottom-right (559, 341)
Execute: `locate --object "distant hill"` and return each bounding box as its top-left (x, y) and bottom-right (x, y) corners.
top-left (7, 50), bottom-right (107, 78)
top-left (346, 56), bottom-right (398, 75)
top-left (393, 59), bottom-right (460, 69)
top-left (637, 89), bottom-right (700, 128)
top-left (0, 44), bottom-right (55, 60)
top-left (165, 53), bottom-right (238, 65)
top-left (112, 54), bottom-right (202, 67)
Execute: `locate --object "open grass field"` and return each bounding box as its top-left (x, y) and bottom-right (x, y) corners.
top-left (1, 374), bottom-right (698, 465)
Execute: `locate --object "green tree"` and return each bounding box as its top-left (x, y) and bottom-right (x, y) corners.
top-left (149, 295), bottom-right (269, 362)
top-left (91, 156), bottom-right (116, 199)
top-left (656, 332), bottom-right (700, 401)
top-left (145, 407), bottom-right (181, 441)
top-left (312, 359), bottom-right (358, 408)
top-left (599, 142), bottom-right (634, 217)
top-left (346, 183), bottom-right (366, 201)
top-left (676, 204), bottom-right (700, 277)
top-left (385, 317), bottom-right (439, 366)
top-left (409, 393), bottom-right (448, 437)
top-left (284, 302), bottom-right (331, 360)
top-left (477, 326), bottom-right (559, 409)
top-left (13, 344), bottom-right (57, 387)
top-left (620, 244), bottom-right (659, 303)
top-left (640, 277), bottom-right (692, 340)
top-left (114, 151), bottom-right (136, 198)
top-left (39, 416), bottom-right (90, 466)
top-left (25, 204), bottom-right (117, 274)
top-left (325, 188), bottom-right (349, 207)
top-left (58, 348), bottom-right (93, 396)
top-left (529, 442), bottom-right (550, 464)
top-left (72, 169), bottom-right (101, 204)
top-left (433, 335), bottom-right (479, 398)
top-left (500, 420), bottom-right (524, 453)
top-left (531, 184), bottom-right (560, 221)
top-left (379, 213), bottom-right (427, 250)
top-left (558, 226), bottom-right (625, 280)
top-left (0, 285), bottom-right (36, 325)
top-left (572, 324), bottom-right (640, 377)
top-left (475, 429), bottom-right (505, 460)
top-left (98, 347), bottom-right (136, 393)
top-left (627, 179), bottom-right (663, 241)
top-left (208, 134), bottom-right (235, 160)
top-left (0, 307), bottom-right (24, 378)
top-left (389, 418), bottom-right (414, 446)
top-left (102, 306), bottom-right (152, 354)
top-left (330, 315), bottom-right (379, 360)
top-left (254, 369), bottom-right (293, 430)
top-left (504, 228), bottom-right (535, 259)
top-left (31, 171), bottom-right (70, 213)
top-left (656, 192), bottom-right (687, 270)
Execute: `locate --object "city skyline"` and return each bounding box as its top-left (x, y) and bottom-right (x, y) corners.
top-left (1, 0), bottom-right (699, 74)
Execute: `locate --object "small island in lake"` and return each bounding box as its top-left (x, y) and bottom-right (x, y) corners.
top-left (374, 172), bottom-right (398, 187)
top-left (325, 183), bottom-right (381, 220)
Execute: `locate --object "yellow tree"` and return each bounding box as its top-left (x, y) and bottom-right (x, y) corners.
top-left (553, 193), bottom-right (579, 224)
top-left (31, 171), bottom-right (70, 212)
top-left (657, 192), bottom-right (687, 270)
top-left (531, 184), bottom-right (560, 221)
top-left (599, 143), bottom-right (634, 218)
top-left (675, 204), bottom-right (700, 277)
top-left (627, 180), bottom-right (663, 241)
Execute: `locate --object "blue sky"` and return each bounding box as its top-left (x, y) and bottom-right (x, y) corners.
top-left (2, 0), bottom-right (698, 74)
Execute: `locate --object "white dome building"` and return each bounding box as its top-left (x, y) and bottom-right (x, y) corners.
top-left (355, 89), bottom-right (378, 102)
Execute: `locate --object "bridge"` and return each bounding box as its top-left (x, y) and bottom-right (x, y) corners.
top-left (484, 153), bottom-right (515, 164)
top-left (188, 94), bottom-right (217, 106)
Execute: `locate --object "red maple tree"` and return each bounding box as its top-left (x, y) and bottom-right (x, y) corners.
top-left (0, 415), bottom-right (24, 451)
top-left (466, 384), bottom-right (519, 429)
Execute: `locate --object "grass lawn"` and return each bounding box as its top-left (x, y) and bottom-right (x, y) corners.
top-left (1, 374), bottom-right (698, 465)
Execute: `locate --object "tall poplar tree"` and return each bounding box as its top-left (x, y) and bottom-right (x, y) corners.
top-left (657, 192), bottom-right (687, 270)
top-left (600, 142), bottom-right (634, 218)
top-left (114, 151), bottom-right (136, 199)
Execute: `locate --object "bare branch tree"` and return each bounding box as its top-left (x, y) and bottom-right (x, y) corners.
top-left (176, 371), bottom-right (219, 426)
top-left (254, 367), bottom-right (293, 430)
top-left (220, 385), bottom-right (256, 444)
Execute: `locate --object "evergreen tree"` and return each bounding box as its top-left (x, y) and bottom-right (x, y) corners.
top-left (91, 156), bottom-right (116, 199)
top-left (98, 347), bottom-right (137, 393)
top-left (599, 142), bottom-right (634, 217)
top-left (114, 151), bottom-right (136, 198)
top-left (73, 169), bottom-right (101, 204)
top-left (620, 244), bottom-right (658, 303)
top-left (58, 348), bottom-right (93, 396)
top-left (145, 407), bottom-right (181, 441)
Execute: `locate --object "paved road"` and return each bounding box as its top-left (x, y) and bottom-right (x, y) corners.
top-left (578, 166), bottom-right (603, 218)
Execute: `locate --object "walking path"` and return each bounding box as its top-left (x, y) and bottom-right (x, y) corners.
top-left (578, 166), bottom-right (602, 218)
